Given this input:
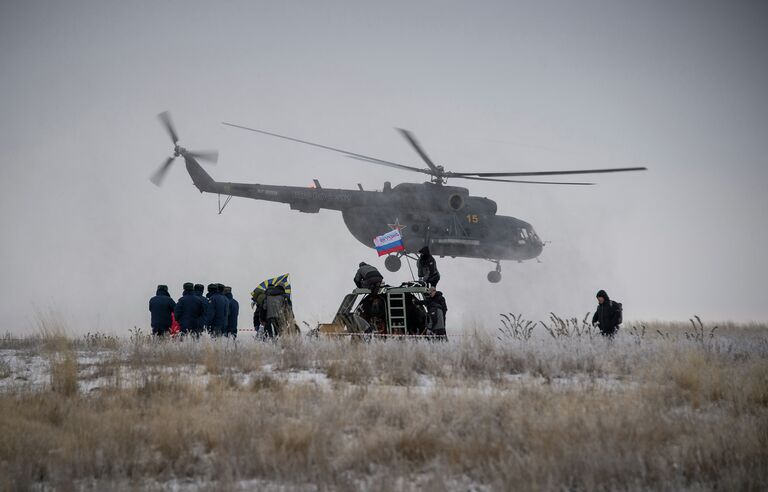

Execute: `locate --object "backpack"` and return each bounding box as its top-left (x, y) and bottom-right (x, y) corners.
top-left (612, 300), bottom-right (623, 325)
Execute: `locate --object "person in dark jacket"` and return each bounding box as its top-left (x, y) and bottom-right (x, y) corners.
top-left (205, 284), bottom-right (217, 335)
top-left (359, 294), bottom-right (386, 334)
top-left (251, 288), bottom-right (267, 333)
top-left (193, 284), bottom-right (207, 337)
top-left (206, 283), bottom-right (229, 336)
top-left (206, 283), bottom-right (217, 301)
top-left (405, 292), bottom-right (428, 335)
top-left (591, 289), bottom-right (622, 338)
top-left (417, 247), bottom-right (440, 287)
top-left (264, 285), bottom-right (290, 338)
top-left (354, 262), bottom-right (384, 291)
top-left (174, 282), bottom-right (205, 335)
top-left (149, 285), bottom-right (176, 336)
top-left (223, 286), bottom-right (239, 338)
top-left (416, 287), bottom-right (447, 340)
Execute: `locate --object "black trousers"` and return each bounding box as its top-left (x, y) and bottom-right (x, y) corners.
top-left (210, 325), bottom-right (225, 337)
top-left (362, 279), bottom-right (382, 292)
top-left (152, 325), bottom-right (170, 336)
top-left (429, 328), bottom-right (447, 341)
top-left (599, 325), bottom-right (618, 338)
top-left (426, 274), bottom-right (440, 288)
top-left (265, 318), bottom-right (282, 338)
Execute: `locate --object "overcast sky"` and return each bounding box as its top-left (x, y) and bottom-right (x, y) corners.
top-left (1, 0), bottom-right (766, 335)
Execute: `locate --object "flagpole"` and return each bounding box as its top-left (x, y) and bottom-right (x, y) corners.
top-left (405, 254), bottom-right (416, 282)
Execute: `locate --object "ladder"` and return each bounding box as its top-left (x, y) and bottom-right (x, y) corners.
top-left (387, 291), bottom-right (407, 335)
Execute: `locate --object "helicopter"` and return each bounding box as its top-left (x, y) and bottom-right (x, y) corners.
top-left (151, 112), bottom-right (646, 283)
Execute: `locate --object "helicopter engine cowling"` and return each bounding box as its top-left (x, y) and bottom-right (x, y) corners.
top-left (390, 183), bottom-right (472, 213)
top-left (464, 196), bottom-right (497, 215)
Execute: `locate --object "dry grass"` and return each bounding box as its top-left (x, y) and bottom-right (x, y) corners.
top-left (49, 350), bottom-right (79, 397)
top-left (0, 320), bottom-right (766, 490)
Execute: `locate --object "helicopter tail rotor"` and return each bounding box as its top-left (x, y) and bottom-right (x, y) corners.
top-left (150, 156), bottom-right (176, 187)
top-left (151, 111), bottom-right (219, 187)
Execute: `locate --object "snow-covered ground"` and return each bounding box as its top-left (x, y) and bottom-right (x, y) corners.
top-left (1, 329), bottom-right (766, 491)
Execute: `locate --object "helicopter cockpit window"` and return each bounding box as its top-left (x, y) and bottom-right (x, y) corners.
top-left (520, 228), bottom-right (529, 239)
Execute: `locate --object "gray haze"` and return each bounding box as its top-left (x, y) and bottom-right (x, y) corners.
top-left (1, 0), bottom-right (767, 335)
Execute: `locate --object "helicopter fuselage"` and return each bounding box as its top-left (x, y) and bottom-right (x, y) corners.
top-left (186, 157), bottom-right (544, 262)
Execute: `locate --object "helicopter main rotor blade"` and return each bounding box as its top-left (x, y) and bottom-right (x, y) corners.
top-left (158, 111), bottom-right (179, 145)
top-left (450, 166), bottom-right (647, 178)
top-left (396, 128), bottom-right (440, 174)
top-left (150, 156), bottom-right (175, 187)
top-left (187, 150), bottom-right (219, 164)
top-left (222, 122), bottom-right (431, 175)
top-left (345, 155), bottom-right (433, 174)
top-left (223, 120), bottom-right (645, 183)
top-left (458, 176), bottom-right (595, 185)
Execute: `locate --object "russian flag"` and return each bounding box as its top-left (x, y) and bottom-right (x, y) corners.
top-left (374, 229), bottom-right (405, 256)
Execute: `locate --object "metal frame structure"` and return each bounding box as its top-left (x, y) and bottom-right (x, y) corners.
top-left (318, 284), bottom-right (430, 336)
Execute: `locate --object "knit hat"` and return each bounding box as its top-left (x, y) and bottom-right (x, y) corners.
top-left (157, 284), bottom-right (169, 292)
top-left (183, 282), bottom-right (194, 291)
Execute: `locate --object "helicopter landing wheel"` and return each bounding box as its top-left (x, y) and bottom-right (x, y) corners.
top-left (385, 254), bottom-right (402, 272)
top-left (487, 260), bottom-right (502, 283)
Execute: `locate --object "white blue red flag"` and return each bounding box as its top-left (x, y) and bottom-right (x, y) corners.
top-left (374, 229), bottom-right (405, 256)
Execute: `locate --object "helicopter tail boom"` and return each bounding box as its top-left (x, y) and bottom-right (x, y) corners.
top-left (183, 157), bottom-right (364, 212)
top-left (184, 155), bottom-right (218, 193)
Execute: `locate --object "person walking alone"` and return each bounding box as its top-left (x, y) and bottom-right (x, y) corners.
top-left (591, 289), bottom-right (622, 338)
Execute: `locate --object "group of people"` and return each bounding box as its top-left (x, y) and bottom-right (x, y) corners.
top-left (148, 283), bottom-right (239, 338)
top-left (149, 247), bottom-right (623, 341)
top-left (352, 247), bottom-right (624, 340)
top-left (250, 284), bottom-right (296, 338)
top-left (354, 246), bottom-right (448, 339)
